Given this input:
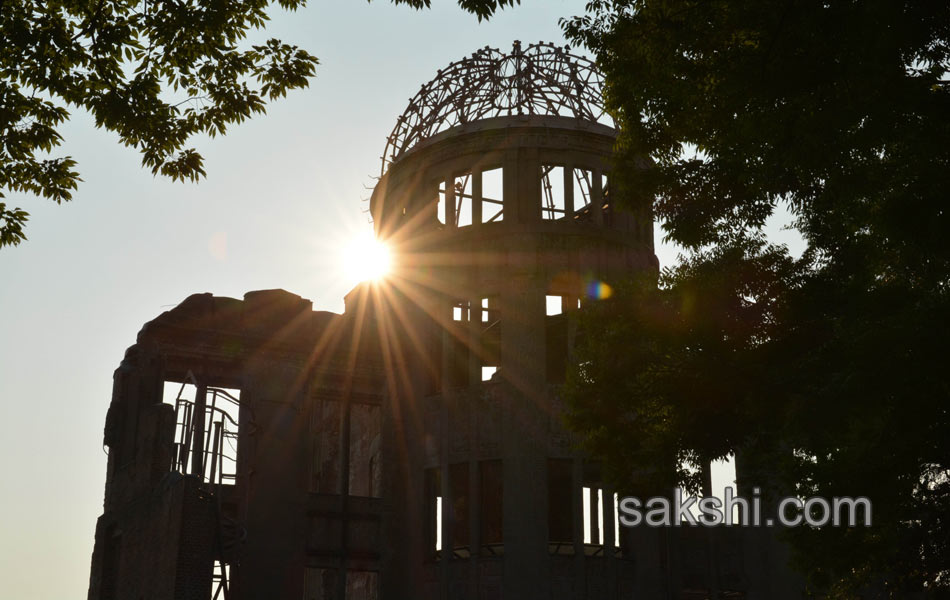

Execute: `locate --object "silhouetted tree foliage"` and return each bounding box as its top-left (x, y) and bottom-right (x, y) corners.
top-left (0, 0), bottom-right (518, 247)
top-left (562, 1), bottom-right (950, 595)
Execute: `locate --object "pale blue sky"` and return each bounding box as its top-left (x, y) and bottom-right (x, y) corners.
top-left (0, 2), bottom-right (801, 598)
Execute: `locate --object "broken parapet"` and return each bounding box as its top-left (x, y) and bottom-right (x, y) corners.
top-left (89, 288), bottom-right (390, 600)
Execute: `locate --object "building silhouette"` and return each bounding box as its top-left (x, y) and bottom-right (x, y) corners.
top-left (88, 42), bottom-right (801, 600)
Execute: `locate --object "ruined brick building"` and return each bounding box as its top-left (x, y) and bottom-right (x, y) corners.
top-left (88, 42), bottom-right (801, 599)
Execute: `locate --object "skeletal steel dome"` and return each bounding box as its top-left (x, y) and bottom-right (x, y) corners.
top-left (380, 40), bottom-right (612, 176)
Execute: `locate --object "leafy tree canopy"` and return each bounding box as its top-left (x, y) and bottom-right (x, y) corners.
top-left (0, 0), bottom-right (518, 248)
top-left (562, 0), bottom-right (949, 595)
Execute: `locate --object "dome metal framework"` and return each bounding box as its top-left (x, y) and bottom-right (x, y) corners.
top-left (380, 40), bottom-right (612, 176)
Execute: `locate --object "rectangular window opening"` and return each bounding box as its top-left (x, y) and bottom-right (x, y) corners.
top-left (582, 464), bottom-right (620, 548)
top-left (425, 468), bottom-right (442, 556)
top-left (479, 296), bottom-right (501, 381)
top-left (436, 496), bottom-right (443, 552)
top-left (572, 168), bottom-right (593, 222)
top-left (439, 175), bottom-right (474, 227)
top-left (573, 168), bottom-right (593, 209)
top-left (678, 459), bottom-right (703, 522)
top-left (481, 297), bottom-right (500, 325)
top-left (437, 182), bottom-right (447, 225)
top-left (613, 492), bottom-right (621, 548)
top-left (541, 165), bottom-right (566, 220)
top-left (711, 454), bottom-right (739, 523)
top-left (481, 167), bottom-right (504, 223)
top-left (455, 174), bottom-right (473, 227)
top-left (582, 486), bottom-right (604, 545)
top-left (162, 381), bottom-right (241, 485)
top-left (163, 380), bottom-right (196, 474)
top-left (452, 300), bottom-right (470, 322)
top-left (206, 386), bottom-right (241, 485)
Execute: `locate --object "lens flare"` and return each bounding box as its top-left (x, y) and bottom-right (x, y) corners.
top-left (342, 232), bottom-right (391, 282)
top-left (585, 280), bottom-right (613, 300)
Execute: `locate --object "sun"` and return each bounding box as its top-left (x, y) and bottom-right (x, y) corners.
top-left (342, 231), bottom-right (392, 283)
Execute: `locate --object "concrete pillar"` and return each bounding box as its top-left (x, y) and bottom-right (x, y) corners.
top-left (564, 162), bottom-right (575, 220)
top-left (472, 169), bottom-right (483, 226)
top-left (500, 279), bottom-right (547, 600)
top-left (234, 358), bottom-right (310, 600)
